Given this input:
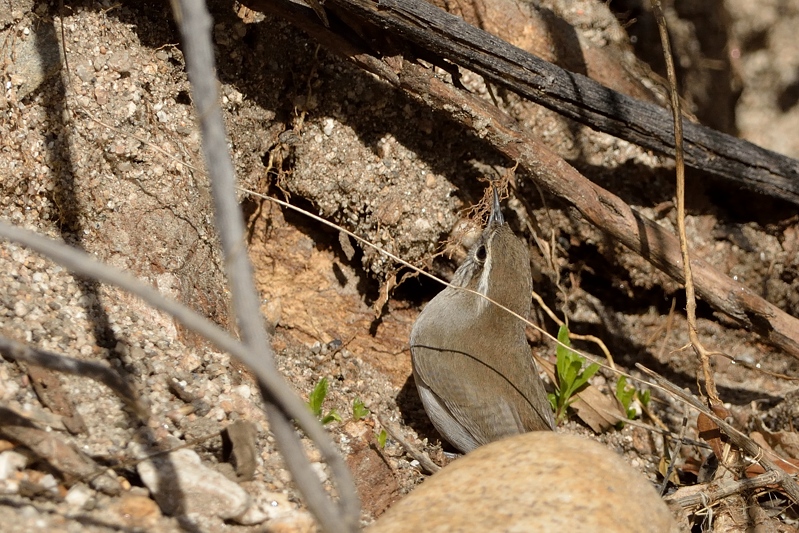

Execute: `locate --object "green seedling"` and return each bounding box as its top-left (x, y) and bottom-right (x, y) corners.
top-left (376, 428), bottom-right (388, 448)
top-left (307, 377), bottom-right (341, 425)
top-left (616, 376), bottom-right (637, 421)
top-left (615, 376), bottom-right (652, 427)
top-left (638, 388), bottom-right (651, 409)
top-left (547, 324), bottom-right (600, 424)
top-left (352, 398), bottom-right (370, 421)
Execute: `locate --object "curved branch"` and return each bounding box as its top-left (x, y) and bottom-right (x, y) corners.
top-left (0, 220), bottom-right (357, 532)
top-left (172, 2), bottom-right (359, 531)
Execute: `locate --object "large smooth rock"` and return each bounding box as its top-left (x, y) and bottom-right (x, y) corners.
top-left (369, 432), bottom-right (678, 532)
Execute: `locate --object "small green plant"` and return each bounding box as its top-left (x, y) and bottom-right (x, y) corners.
top-left (615, 376), bottom-right (636, 420)
top-left (352, 398), bottom-right (370, 421)
top-left (547, 324), bottom-right (600, 424)
top-left (376, 428), bottom-right (388, 448)
top-left (307, 377), bottom-right (341, 425)
top-left (639, 388), bottom-right (651, 409)
top-left (615, 376), bottom-right (651, 426)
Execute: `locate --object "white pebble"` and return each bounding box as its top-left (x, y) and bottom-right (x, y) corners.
top-left (64, 484), bottom-right (94, 508)
top-left (0, 450), bottom-right (27, 480)
top-left (323, 118), bottom-right (335, 136)
top-left (13, 301), bottom-right (28, 317)
top-left (233, 384), bottom-right (251, 400)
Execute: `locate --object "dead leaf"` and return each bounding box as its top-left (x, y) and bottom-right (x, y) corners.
top-left (750, 431), bottom-right (799, 476)
top-left (754, 421), bottom-right (799, 461)
top-left (697, 412), bottom-right (724, 459)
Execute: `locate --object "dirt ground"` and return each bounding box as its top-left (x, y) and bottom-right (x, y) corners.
top-left (1, 0), bottom-right (799, 531)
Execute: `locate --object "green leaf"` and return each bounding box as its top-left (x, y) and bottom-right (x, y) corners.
top-left (615, 376), bottom-right (634, 406)
top-left (564, 358), bottom-right (582, 385)
top-left (572, 362), bottom-right (600, 391)
top-left (550, 324), bottom-right (602, 424)
top-left (307, 377), bottom-right (329, 417)
top-left (615, 376), bottom-right (630, 401)
top-left (377, 429), bottom-right (387, 448)
top-left (615, 376), bottom-right (636, 422)
top-left (639, 389), bottom-right (651, 408)
top-left (547, 392), bottom-right (557, 411)
top-left (352, 398), bottom-right (370, 421)
top-left (321, 409), bottom-right (342, 425)
top-left (555, 324), bottom-right (573, 381)
top-left (556, 324), bottom-right (571, 355)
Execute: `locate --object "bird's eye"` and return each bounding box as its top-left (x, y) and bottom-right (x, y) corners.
top-left (474, 244), bottom-right (487, 263)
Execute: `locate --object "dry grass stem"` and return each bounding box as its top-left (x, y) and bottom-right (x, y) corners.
top-left (651, 0), bottom-right (721, 407)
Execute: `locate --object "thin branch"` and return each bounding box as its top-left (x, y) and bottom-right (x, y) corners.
top-left (665, 470), bottom-right (784, 510)
top-left (301, 0), bottom-right (799, 205)
top-left (378, 416), bottom-right (440, 475)
top-left (638, 364), bottom-right (799, 503)
top-left (169, 2), bottom-right (359, 531)
top-left (0, 335), bottom-right (146, 419)
top-left (0, 221), bottom-right (357, 531)
top-left (0, 407), bottom-right (122, 495)
top-left (651, 0), bottom-right (720, 406)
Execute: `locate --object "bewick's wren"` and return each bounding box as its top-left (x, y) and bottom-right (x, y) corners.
top-left (410, 188), bottom-right (554, 453)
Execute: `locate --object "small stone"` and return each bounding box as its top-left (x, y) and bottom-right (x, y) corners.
top-left (137, 448), bottom-right (250, 520)
top-left (75, 63), bottom-right (94, 83)
top-left (129, 345), bottom-right (146, 360)
top-left (223, 420), bottom-right (258, 481)
top-left (64, 483), bottom-right (94, 509)
top-left (13, 301), bottom-right (28, 318)
top-left (93, 54), bottom-right (108, 71)
top-left (233, 384), bottom-right (251, 400)
top-left (107, 492), bottom-right (162, 528)
top-left (108, 50), bottom-right (132, 73)
top-left (323, 118), bottom-right (335, 136)
top-left (94, 87), bottom-right (108, 105)
top-left (0, 450), bottom-right (27, 479)
top-left (413, 218), bottom-right (431, 232)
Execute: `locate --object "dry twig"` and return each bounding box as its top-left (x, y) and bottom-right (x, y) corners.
top-left (665, 470), bottom-right (783, 510)
top-left (651, 0), bottom-right (721, 407)
top-left (638, 364), bottom-right (799, 504)
top-left (170, 2), bottom-right (360, 531)
top-left (0, 336), bottom-right (146, 419)
top-left (378, 416), bottom-right (440, 475)
top-left (306, 0), bottom-right (799, 206)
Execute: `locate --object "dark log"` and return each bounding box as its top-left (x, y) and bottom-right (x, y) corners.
top-left (311, 0), bottom-right (799, 206)
top-left (245, 0), bottom-right (799, 358)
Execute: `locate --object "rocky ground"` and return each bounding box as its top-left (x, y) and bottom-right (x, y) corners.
top-left (1, 0), bottom-right (799, 531)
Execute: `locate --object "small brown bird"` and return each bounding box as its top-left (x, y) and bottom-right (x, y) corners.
top-left (410, 188), bottom-right (554, 453)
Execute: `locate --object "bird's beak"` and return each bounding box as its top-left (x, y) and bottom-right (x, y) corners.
top-left (489, 185), bottom-right (505, 226)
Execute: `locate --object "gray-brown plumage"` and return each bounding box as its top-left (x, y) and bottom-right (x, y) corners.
top-left (410, 190), bottom-right (554, 453)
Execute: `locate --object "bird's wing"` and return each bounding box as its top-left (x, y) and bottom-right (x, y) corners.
top-left (412, 343), bottom-right (544, 449)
